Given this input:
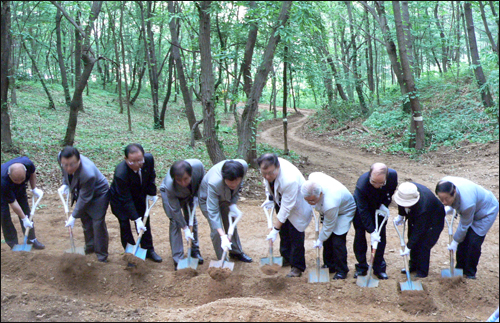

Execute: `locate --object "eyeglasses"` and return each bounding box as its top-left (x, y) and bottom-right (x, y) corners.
top-left (61, 162), bottom-right (79, 169)
top-left (261, 167), bottom-right (278, 178)
top-left (126, 159), bottom-right (145, 166)
top-left (369, 178), bottom-right (386, 187)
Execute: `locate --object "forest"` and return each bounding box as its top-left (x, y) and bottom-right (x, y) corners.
top-left (0, 1), bottom-right (499, 322)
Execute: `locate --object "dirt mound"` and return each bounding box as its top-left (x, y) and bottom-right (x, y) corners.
top-left (260, 264), bottom-right (281, 275)
top-left (438, 276), bottom-right (465, 288)
top-left (175, 268), bottom-right (198, 279)
top-left (59, 253), bottom-right (94, 277)
top-left (207, 267), bottom-right (232, 281)
top-left (398, 290), bottom-right (437, 315)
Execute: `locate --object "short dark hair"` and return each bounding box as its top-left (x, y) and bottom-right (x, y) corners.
top-left (257, 153), bottom-right (280, 169)
top-left (170, 160), bottom-right (192, 179)
top-left (124, 143), bottom-right (145, 158)
top-left (60, 146), bottom-right (80, 160)
top-left (222, 160), bottom-right (245, 181)
top-left (435, 180), bottom-right (456, 196)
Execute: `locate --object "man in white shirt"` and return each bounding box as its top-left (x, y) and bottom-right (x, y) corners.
top-left (258, 153), bottom-right (312, 278)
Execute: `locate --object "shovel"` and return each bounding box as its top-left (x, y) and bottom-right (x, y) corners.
top-left (260, 207), bottom-right (283, 267)
top-left (13, 193), bottom-right (43, 252)
top-left (58, 189), bottom-right (85, 255)
top-left (308, 210), bottom-right (330, 283)
top-left (177, 204), bottom-right (198, 271)
top-left (441, 208), bottom-right (463, 278)
top-left (209, 210), bottom-right (243, 271)
top-left (394, 219), bottom-right (424, 291)
top-left (125, 195), bottom-right (158, 261)
top-left (357, 209), bottom-right (388, 288)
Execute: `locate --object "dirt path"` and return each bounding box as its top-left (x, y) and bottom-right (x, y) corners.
top-left (1, 109), bottom-right (498, 322)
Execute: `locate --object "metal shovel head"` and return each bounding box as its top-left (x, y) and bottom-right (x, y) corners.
top-left (12, 242), bottom-right (32, 252)
top-left (356, 274), bottom-right (379, 288)
top-left (125, 243), bottom-right (147, 261)
top-left (65, 246), bottom-right (85, 255)
top-left (260, 256), bottom-right (283, 267)
top-left (308, 268), bottom-right (330, 283)
top-left (209, 259), bottom-right (235, 271)
top-left (400, 279), bottom-right (424, 291)
top-left (177, 256), bottom-right (199, 270)
top-left (441, 267), bottom-right (463, 278)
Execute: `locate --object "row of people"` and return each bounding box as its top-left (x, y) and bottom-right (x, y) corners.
top-left (1, 147), bottom-right (498, 281)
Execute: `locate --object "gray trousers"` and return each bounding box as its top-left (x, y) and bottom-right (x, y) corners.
top-left (164, 198), bottom-right (201, 263)
top-left (201, 202), bottom-right (243, 260)
top-left (77, 192), bottom-right (110, 262)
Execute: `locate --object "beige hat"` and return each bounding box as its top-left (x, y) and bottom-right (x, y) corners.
top-left (393, 182), bottom-right (420, 207)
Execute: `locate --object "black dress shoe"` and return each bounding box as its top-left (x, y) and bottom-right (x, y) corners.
top-left (173, 260), bottom-right (178, 271)
top-left (374, 272), bottom-right (388, 280)
top-left (333, 272), bottom-right (347, 280)
top-left (28, 239), bottom-right (45, 250)
top-left (353, 270), bottom-right (367, 278)
top-left (190, 250), bottom-right (204, 265)
top-left (146, 250), bottom-right (163, 263)
top-left (229, 252), bottom-right (253, 263)
top-left (415, 273), bottom-right (427, 278)
top-left (321, 264), bottom-right (336, 274)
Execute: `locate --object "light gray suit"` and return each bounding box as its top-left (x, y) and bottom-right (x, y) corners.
top-left (199, 159), bottom-right (247, 259)
top-left (58, 153), bottom-right (110, 261)
top-left (160, 159), bottom-right (204, 263)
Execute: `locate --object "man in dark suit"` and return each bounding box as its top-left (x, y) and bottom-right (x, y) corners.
top-left (353, 163), bottom-right (398, 280)
top-left (1, 157), bottom-right (45, 250)
top-left (58, 146), bottom-right (110, 262)
top-left (110, 143), bottom-right (162, 263)
top-left (160, 159), bottom-right (205, 268)
top-left (393, 182), bottom-right (445, 278)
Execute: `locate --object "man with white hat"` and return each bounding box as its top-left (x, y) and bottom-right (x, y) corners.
top-left (393, 182), bottom-right (445, 278)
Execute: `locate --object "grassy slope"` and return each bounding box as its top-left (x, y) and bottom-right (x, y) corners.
top-left (1, 80), bottom-right (298, 190)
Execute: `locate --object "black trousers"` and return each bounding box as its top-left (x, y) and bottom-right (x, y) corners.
top-left (456, 227), bottom-right (486, 277)
top-left (323, 232), bottom-right (349, 274)
top-left (407, 222), bottom-right (443, 277)
top-left (353, 213), bottom-right (387, 274)
top-left (117, 215), bottom-right (154, 251)
top-left (279, 219), bottom-right (306, 272)
top-left (0, 185), bottom-right (37, 248)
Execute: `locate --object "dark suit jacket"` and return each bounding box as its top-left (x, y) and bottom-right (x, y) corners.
top-left (353, 168), bottom-right (398, 233)
top-left (398, 182), bottom-right (445, 250)
top-left (58, 153), bottom-right (109, 219)
top-left (109, 153), bottom-right (157, 221)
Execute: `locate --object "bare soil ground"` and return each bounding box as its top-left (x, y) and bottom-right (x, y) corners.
top-left (1, 108), bottom-right (498, 322)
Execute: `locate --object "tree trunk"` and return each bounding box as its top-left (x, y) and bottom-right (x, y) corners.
top-left (106, 3), bottom-right (123, 114)
top-left (22, 41), bottom-right (56, 109)
top-left (365, 7), bottom-right (375, 93)
top-left (51, 1), bottom-right (103, 146)
top-left (120, 2), bottom-right (131, 132)
top-left (130, 62), bottom-right (146, 105)
top-left (283, 45), bottom-right (289, 155)
top-left (461, 2), bottom-right (472, 66)
top-left (74, 11), bottom-right (82, 109)
top-left (56, 8), bottom-right (71, 107)
top-left (346, 1), bottom-right (368, 116)
top-left (1, 0), bottom-right (13, 149)
top-left (138, 1), bottom-right (160, 129)
top-left (319, 44), bottom-right (349, 102)
top-left (167, 1), bottom-right (201, 139)
top-left (464, 1), bottom-right (495, 108)
top-left (237, 1), bottom-right (293, 164)
top-left (401, 1), bottom-right (415, 116)
top-left (160, 49), bottom-right (174, 129)
top-left (479, 1), bottom-right (497, 53)
top-left (198, 1), bottom-right (226, 164)
top-left (392, 0), bottom-right (425, 150)
top-left (240, 1), bottom-right (258, 98)
top-left (434, 3), bottom-right (449, 73)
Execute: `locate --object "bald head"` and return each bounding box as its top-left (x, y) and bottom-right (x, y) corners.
top-left (370, 163), bottom-right (388, 177)
top-left (8, 163), bottom-right (27, 184)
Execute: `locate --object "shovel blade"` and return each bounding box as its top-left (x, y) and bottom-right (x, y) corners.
top-left (357, 274), bottom-right (379, 288)
top-left (441, 268), bottom-right (463, 278)
top-left (177, 256), bottom-right (199, 270)
top-left (308, 268), bottom-right (330, 283)
top-left (65, 246), bottom-right (85, 255)
top-left (400, 279), bottom-right (424, 291)
top-left (125, 243), bottom-right (147, 261)
top-left (209, 259), bottom-right (234, 271)
top-left (12, 243), bottom-right (32, 252)
top-left (260, 256), bottom-right (283, 267)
